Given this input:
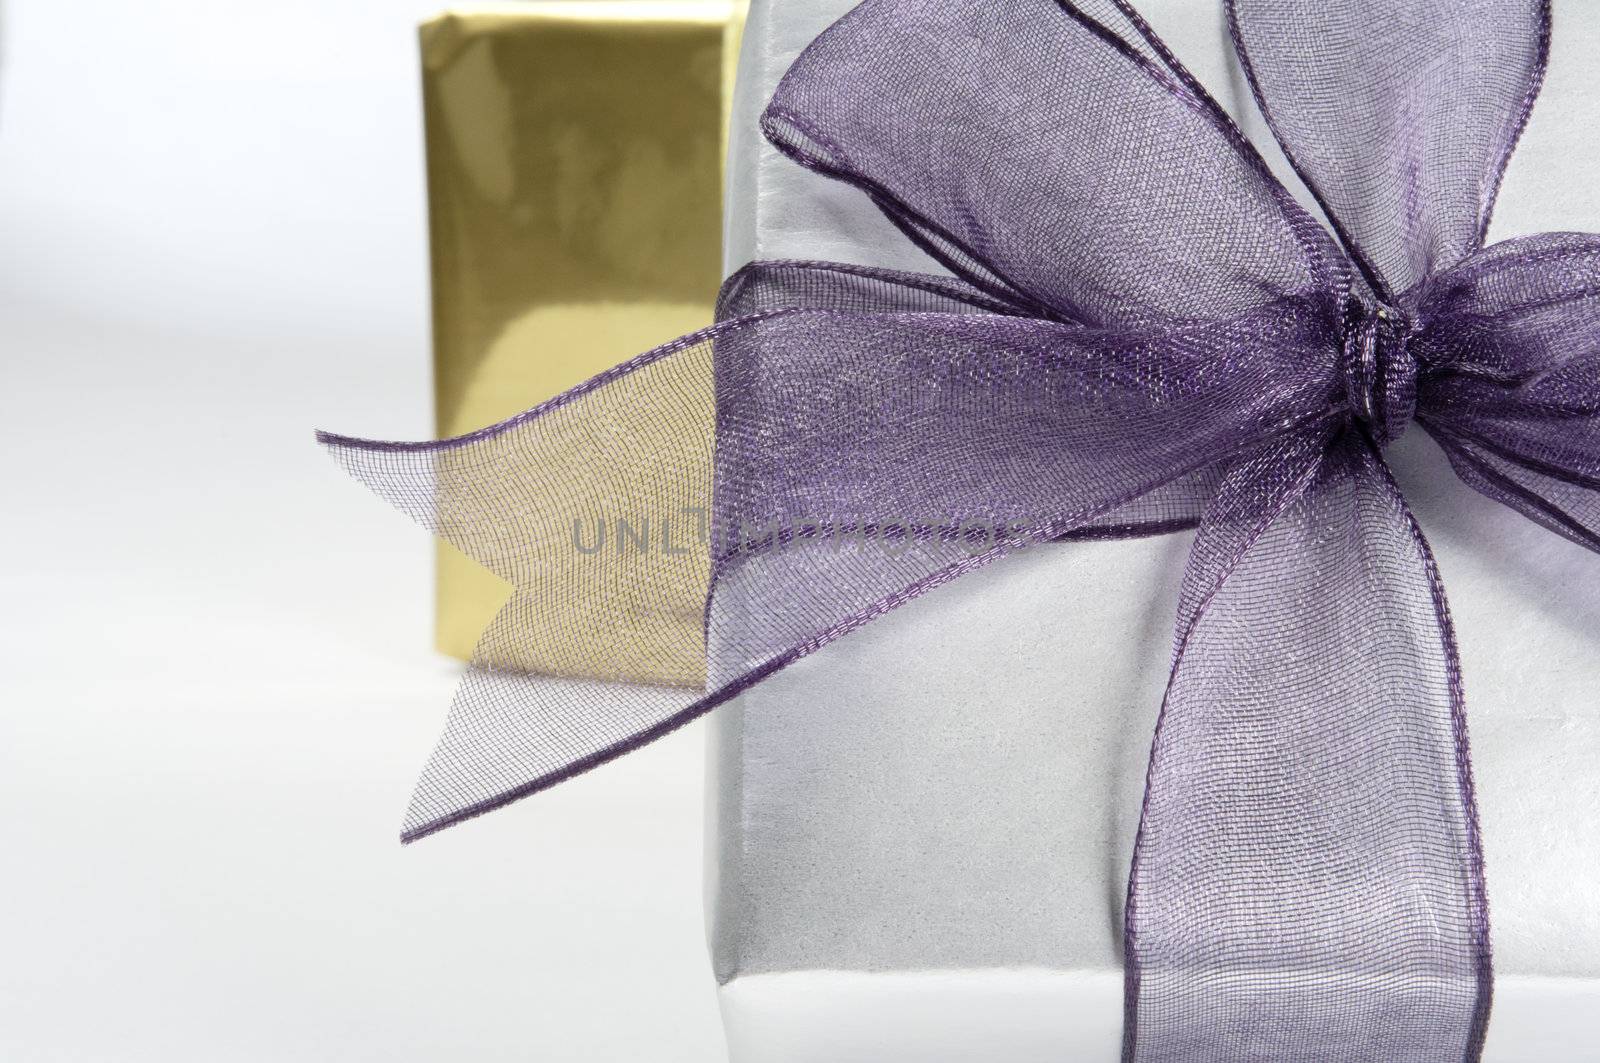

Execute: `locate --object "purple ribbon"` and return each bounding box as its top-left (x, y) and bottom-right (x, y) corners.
top-left (320, 0), bottom-right (1595, 1057)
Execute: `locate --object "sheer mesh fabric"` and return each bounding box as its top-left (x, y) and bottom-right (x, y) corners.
top-left (321, 2), bottom-right (1600, 1058)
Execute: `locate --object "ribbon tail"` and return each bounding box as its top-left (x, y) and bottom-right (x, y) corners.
top-left (321, 267), bottom-right (1003, 840)
top-left (321, 262), bottom-right (1319, 841)
top-left (320, 315), bottom-right (732, 841)
top-left (1125, 430), bottom-right (1492, 1062)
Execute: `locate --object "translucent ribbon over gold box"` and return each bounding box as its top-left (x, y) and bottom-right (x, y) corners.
top-left (421, 1), bottom-right (745, 661)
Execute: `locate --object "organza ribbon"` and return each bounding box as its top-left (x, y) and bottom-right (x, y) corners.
top-left (320, 0), bottom-right (1598, 1057)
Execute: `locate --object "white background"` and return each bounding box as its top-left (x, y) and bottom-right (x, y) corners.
top-left (0, 1), bottom-right (727, 1059)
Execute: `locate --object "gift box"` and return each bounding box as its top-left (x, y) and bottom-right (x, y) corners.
top-left (321, 0), bottom-right (1600, 1057)
top-left (706, 1), bottom-right (1600, 1060)
top-left (422, 1), bottom-right (747, 660)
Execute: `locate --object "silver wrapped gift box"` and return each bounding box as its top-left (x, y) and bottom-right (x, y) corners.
top-left (707, 1), bottom-right (1600, 1060)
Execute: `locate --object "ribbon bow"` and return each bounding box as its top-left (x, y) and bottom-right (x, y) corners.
top-left (322, 0), bottom-right (1593, 1057)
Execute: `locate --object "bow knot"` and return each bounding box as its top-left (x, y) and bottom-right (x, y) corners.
top-left (1341, 296), bottom-right (1418, 445)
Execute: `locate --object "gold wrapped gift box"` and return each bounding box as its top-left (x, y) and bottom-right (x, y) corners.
top-left (421, 2), bottom-right (745, 669)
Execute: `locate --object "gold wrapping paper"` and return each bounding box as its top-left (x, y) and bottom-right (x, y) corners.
top-left (421, 2), bottom-right (745, 666)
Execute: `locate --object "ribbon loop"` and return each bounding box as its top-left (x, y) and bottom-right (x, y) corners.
top-left (1227, 0), bottom-right (1550, 298)
top-left (1413, 232), bottom-right (1600, 552)
top-left (762, 0), bottom-right (1336, 326)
